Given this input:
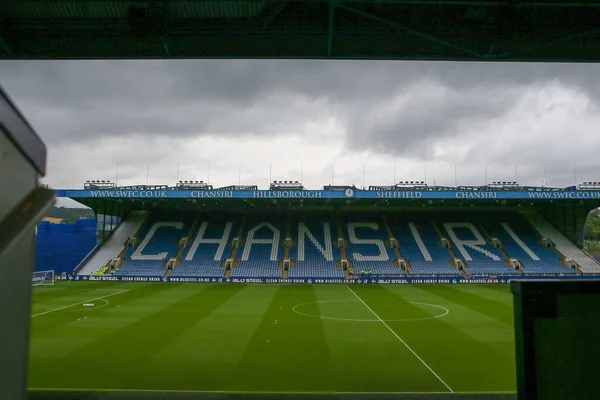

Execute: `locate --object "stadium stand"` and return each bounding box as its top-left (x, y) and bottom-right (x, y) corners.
top-left (482, 214), bottom-right (577, 275)
top-left (523, 212), bottom-right (600, 274)
top-left (115, 217), bottom-right (187, 277)
top-left (443, 222), bottom-right (519, 276)
top-left (75, 210), bottom-right (600, 278)
top-left (290, 216), bottom-right (343, 278)
top-left (173, 215), bottom-right (238, 278)
top-left (343, 213), bottom-right (399, 276)
top-left (230, 215), bottom-right (284, 278)
top-left (77, 210), bottom-right (148, 275)
top-left (390, 217), bottom-right (460, 276)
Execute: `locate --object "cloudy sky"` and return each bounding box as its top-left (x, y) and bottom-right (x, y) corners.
top-left (1, 60), bottom-right (599, 200)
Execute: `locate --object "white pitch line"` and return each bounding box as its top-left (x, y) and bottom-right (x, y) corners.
top-left (28, 388), bottom-right (515, 395)
top-left (31, 290), bottom-right (130, 318)
top-left (34, 288), bottom-right (127, 292)
top-left (345, 285), bottom-right (454, 393)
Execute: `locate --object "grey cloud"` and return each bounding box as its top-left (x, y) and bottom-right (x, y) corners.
top-left (1, 61), bottom-right (343, 144)
top-left (1, 60), bottom-right (598, 145)
top-left (344, 83), bottom-right (522, 158)
top-left (3, 59), bottom-right (600, 189)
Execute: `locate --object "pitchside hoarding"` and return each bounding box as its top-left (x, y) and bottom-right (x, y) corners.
top-left (61, 275), bottom-right (600, 284)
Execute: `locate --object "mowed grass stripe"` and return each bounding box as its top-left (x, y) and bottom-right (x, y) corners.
top-left (30, 283), bottom-right (129, 314)
top-left (28, 284), bottom-right (244, 389)
top-left (455, 285), bottom-right (514, 307)
top-left (28, 283), bottom-right (518, 394)
top-left (407, 286), bottom-right (515, 350)
top-left (379, 285), bottom-right (516, 393)
top-left (309, 285), bottom-right (452, 393)
top-left (416, 285), bottom-right (514, 326)
top-left (407, 285), bottom-right (515, 356)
top-left (31, 289), bottom-right (129, 318)
top-left (141, 285), bottom-right (281, 391)
top-left (32, 281), bottom-right (127, 294)
top-left (345, 285), bottom-right (453, 393)
top-left (107, 284), bottom-right (247, 390)
top-left (31, 286), bottom-right (95, 302)
top-left (28, 283), bottom-right (170, 336)
top-left (31, 289), bottom-right (107, 312)
top-left (480, 284), bottom-right (516, 295)
top-left (28, 284), bottom-right (189, 365)
top-left (230, 285), bottom-right (336, 392)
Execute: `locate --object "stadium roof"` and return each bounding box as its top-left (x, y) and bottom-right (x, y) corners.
top-left (59, 186), bottom-right (600, 213)
top-left (2, 0), bottom-right (600, 62)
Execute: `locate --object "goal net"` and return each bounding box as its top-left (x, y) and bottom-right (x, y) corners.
top-left (32, 270), bottom-right (55, 287)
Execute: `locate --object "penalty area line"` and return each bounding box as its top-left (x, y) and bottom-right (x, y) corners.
top-left (345, 285), bottom-right (454, 394)
top-left (31, 290), bottom-right (130, 318)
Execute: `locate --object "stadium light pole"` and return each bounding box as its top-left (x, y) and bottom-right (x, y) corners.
top-left (362, 164), bottom-right (365, 189)
top-left (484, 164), bottom-right (488, 185)
top-left (116, 164), bottom-right (119, 187)
top-left (454, 165), bottom-right (457, 187)
top-left (332, 164), bottom-right (334, 185)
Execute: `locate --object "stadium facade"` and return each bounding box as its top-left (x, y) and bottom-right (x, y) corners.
top-left (55, 181), bottom-right (600, 284)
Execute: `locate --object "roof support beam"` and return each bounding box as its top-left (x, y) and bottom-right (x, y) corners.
top-left (339, 0), bottom-right (600, 6)
top-left (338, 3), bottom-right (484, 59)
top-left (3, 0), bottom-right (600, 61)
top-left (0, 16), bottom-right (12, 56)
top-left (495, 28), bottom-right (600, 59)
top-left (327, 0), bottom-right (339, 57)
top-left (0, 34), bottom-right (11, 56)
top-left (262, 0), bottom-right (291, 28)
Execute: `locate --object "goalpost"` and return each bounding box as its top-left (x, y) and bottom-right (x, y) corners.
top-left (32, 270), bottom-right (55, 287)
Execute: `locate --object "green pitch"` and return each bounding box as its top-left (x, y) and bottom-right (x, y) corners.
top-left (28, 282), bottom-right (516, 395)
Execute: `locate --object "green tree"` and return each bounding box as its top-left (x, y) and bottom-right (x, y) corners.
top-left (45, 206), bottom-right (94, 223)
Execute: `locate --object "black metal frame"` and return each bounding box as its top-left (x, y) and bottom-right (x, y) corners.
top-left (511, 280), bottom-right (600, 400)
